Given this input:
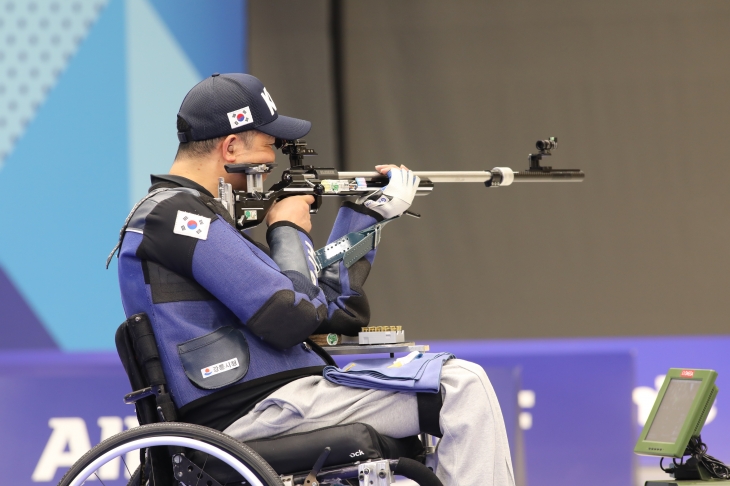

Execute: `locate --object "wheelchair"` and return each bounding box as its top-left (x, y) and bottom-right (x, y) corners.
top-left (57, 314), bottom-right (443, 486)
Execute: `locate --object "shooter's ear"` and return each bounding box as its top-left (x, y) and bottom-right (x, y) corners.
top-left (221, 134), bottom-right (240, 162)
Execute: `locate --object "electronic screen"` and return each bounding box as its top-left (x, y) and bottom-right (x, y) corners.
top-left (645, 378), bottom-right (701, 443)
top-left (634, 368), bottom-right (718, 458)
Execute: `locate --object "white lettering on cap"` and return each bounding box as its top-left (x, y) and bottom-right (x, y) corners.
top-left (261, 87), bottom-right (277, 116)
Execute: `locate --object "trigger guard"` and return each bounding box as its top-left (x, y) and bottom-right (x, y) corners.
top-left (310, 195), bottom-right (322, 213)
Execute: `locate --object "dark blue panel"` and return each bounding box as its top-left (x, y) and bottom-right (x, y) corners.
top-left (149, 0), bottom-right (247, 77)
top-left (334, 345), bottom-right (635, 486)
top-left (444, 335), bottom-right (730, 471)
top-left (0, 266), bottom-right (56, 349)
top-left (428, 344), bottom-right (635, 486)
top-left (0, 351), bottom-right (133, 485)
top-left (594, 336), bottom-right (730, 470)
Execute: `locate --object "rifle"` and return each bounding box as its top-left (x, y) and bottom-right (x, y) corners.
top-left (217, 137), bottom-right (584, 230)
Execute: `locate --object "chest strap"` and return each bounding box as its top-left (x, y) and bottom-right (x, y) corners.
top-left (314, 216), bottom-right (398, 270)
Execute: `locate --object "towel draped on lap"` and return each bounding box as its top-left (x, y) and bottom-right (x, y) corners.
top-left (323, 352), bottom-right (455, 393)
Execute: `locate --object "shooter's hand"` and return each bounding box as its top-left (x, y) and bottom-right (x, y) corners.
top-left (267, 195), bottom-right (315, 233)
top-left (356, 165), bottom-right (420, 219)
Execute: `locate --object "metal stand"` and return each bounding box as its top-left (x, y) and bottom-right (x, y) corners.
top-left (322, 342), bottom-right (429, 357)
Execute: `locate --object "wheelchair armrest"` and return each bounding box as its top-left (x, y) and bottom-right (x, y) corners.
top-left (124, 385), bottom-right (177, 422)
top-left (124, 387), bottom-right (155, 404)
top-left (123, 383), bottom-right (169, 405)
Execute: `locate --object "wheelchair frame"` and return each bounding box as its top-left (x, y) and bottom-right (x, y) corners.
top-left (56, 314), bottom-right (442, 486)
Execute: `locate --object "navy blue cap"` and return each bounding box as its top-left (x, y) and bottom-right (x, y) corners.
top-left (177, 73), bottom-right (311, 143)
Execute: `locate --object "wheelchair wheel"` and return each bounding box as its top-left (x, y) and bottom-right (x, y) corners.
top-left (57, 422), bottom-right (283, 486)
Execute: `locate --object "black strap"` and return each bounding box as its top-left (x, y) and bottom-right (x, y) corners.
top-left (417, 391), bottom-right (443, 438)
top-left (127, 313), bottom-right (166, 387)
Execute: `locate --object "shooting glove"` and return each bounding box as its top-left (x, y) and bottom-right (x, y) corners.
top-left (356, 168), bottom-right (420, 219)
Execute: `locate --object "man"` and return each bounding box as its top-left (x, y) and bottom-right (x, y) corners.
top-left (115, 73), bottom-right (514, 485)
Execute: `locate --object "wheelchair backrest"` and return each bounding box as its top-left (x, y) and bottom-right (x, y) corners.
top-left (115, 312), bottom-right (178, 425)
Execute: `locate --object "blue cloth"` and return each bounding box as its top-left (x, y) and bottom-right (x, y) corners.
top-left (323, 352), bottom-right (455, 393)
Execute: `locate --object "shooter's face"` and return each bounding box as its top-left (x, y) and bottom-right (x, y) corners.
top-left (226, 131), bottom-right (276, 191)
top-left (241, 131), bottom-right (277, 165)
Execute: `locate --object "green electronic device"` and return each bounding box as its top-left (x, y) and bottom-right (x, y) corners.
top-left (635, 368), bottom-right (729, 485)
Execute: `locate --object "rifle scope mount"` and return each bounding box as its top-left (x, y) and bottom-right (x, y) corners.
top-left (527, 137), bottom-right (558, 172)
top-left (529, 137), bottom-right (558, 172)
top-left (276, 138), bottom-right (318, 168)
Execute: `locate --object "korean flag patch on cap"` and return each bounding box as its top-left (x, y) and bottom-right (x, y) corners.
top-left (227, 106), bottom-right (253, 129)
top-left (173, 211), bottom-right (211, 240)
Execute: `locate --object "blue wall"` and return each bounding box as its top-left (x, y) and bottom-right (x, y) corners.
top-left (0, 0), bottom-right (246, 351)
top-left (7, 337), bottom-right (730, 485)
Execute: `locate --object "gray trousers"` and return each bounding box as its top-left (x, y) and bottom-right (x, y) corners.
top-left (224, 359), bottom-right (515, 486)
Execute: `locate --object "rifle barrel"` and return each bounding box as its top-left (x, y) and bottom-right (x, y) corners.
top-left (339, 170), bottom-right (584, 183)
top-left (340, 171), bottom-right (491, 183)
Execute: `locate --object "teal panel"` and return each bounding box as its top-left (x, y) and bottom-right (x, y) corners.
top-left (0, 0), bottom-right (127, 350)
top-left (125, 0), bottom-right (202, 205)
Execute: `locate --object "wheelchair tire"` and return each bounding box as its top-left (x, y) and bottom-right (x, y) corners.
top-left (57, 422), bottom-right (283, 486)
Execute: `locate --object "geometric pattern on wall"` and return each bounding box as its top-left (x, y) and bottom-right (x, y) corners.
top-left (0, 0), bottom-right (245, 351)
top-left (0, 0), bottom-right (108, 167)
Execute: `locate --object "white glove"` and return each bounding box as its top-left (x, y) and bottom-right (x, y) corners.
top-left (356, 168), bottom-right (420, 219)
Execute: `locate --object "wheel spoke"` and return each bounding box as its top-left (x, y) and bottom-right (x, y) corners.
top-left (121, 454), bottom-right (132, 479)
top-left (93, 471), bottom-right (108, 486)
top-left (196, 453), bottom-right (209, 486)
